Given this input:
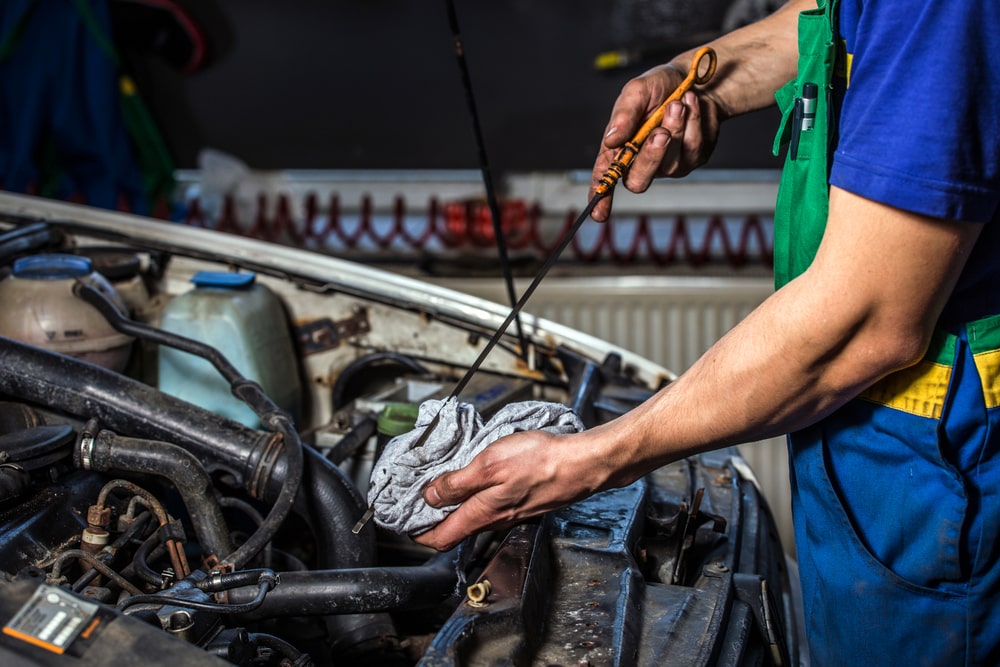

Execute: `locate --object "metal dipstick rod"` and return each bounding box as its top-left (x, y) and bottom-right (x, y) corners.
top-left (352, 47), bottom-right (717, 534)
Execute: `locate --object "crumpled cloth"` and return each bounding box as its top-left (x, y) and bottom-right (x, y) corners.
top-left (368, 398), bottom-right (585, 536)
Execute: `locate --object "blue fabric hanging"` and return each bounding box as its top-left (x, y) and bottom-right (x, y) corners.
top-left (0, 0), bottom-right (164, 214)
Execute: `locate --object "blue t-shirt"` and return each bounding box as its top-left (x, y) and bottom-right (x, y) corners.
top-left (830, 0), bottom-right (1000, 328)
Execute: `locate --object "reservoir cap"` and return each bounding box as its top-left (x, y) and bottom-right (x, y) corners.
top-left (13, 254), bottom-right (93, 280)
top-left (191, 271), bottom-right (256, 289)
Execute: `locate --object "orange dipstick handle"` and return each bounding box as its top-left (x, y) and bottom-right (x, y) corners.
top-left (595, 46), bottom-right (717, 196)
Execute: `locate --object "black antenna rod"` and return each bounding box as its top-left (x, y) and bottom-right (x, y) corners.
top-left (444, 0), bottom-right (528, 360)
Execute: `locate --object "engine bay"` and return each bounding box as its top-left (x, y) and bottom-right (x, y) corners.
top-left (0, 195), bottom-right (801, 666)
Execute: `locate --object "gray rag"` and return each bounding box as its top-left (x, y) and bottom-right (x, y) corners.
top-left (368, 398), bottom-right (585, 536)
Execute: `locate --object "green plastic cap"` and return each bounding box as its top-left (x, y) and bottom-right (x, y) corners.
top-left (377, 402), bottom-right (420, 437)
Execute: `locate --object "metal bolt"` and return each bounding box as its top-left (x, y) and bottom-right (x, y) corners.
top-left (705, 561), bottom-right (730, 576)
top-left (466, 579), bottom-right (491, 606)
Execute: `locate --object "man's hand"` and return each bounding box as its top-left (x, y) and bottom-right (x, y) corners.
top-left (590, 75), bottom-right (722, 222)
top-left (413, 429), bottom-right (612, 551)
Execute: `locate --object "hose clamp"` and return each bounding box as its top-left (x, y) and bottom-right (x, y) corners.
top-left (79, 433), bottom-right (95, 470)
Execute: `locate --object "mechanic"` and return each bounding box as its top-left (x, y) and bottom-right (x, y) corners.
top-left (415, 1), bottom-right (1000, 663)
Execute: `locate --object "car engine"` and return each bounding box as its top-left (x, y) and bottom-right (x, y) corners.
top-left (0, 200), bottom-right (803, 666)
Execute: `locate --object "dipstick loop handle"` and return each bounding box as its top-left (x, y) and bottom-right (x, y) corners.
top-left (595, 46), bottom-right (717, 196)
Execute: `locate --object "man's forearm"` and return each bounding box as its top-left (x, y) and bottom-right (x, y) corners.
top-left (589, 188), bottom-right (982, 489)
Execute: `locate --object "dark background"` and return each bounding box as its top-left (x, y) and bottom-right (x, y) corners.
top-left (129, 0), bottom-right (783, 175)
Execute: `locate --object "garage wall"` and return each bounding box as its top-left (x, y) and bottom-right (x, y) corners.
top-left (132, 1), bottom-right (783, 174)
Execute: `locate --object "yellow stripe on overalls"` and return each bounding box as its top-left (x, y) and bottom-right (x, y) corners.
top-left (974, 349), bottom-right (1000, 409)
top-left (861, 315), bottom-right (1000, 417)
top-left (968, 314), bottom-right (1000, 409)
top-left (860, 360), bottom-right (952, 419)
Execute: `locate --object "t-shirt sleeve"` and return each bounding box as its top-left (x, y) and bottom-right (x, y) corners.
top-left (829, 1), bottom-right (1000, 223)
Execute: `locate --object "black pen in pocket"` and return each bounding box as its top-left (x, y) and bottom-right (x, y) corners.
top-left (790, 82), bottom-right (818, 161)
top-left (789, 97), bottom-right (804, 160)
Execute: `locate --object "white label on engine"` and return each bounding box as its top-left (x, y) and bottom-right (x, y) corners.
top-left (3, 584), bottom-right (100, 654)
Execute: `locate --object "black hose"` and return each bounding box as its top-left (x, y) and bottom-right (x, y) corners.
top-left (221, 415), bottom-right (302, 570)
top-left (79, 427), bottom-right (234, 565)
top-left (269, 547), bottom-right (308, 572)
top-left (226, 549), bottom-right (458, 619)
top-left (131, 528), bottom-right (169, 588)
top-left (0, 222), bottom-right (63, 265)
top-left (220, 496), bottom-right (273, 569)
top-left (329, 352), bottom-right (428, 410)
top-left (293, 445), bottom-right (400, 653)
top-left (323, 416), bottom-right (376, 465)
top-left (74, 281), bottom-right (283, 420)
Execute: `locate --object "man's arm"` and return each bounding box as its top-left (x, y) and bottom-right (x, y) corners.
top-left (415, 187), bottom-right (982, 550)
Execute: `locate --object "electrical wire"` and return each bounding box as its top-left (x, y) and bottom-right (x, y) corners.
top-left (119, 575), bottom-right (277, 615)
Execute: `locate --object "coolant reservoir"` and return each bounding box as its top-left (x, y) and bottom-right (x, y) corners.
top-left (0, 254), bottom-right (133, 371)
top-left (157, 271), bottom-right (302, 428)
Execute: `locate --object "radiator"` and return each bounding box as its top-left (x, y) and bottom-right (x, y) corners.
top-left (432, 274), bottom-right (795, 556)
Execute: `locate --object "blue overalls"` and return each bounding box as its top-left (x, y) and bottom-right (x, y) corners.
top-left (772, 1), bottom-right (1000, 664)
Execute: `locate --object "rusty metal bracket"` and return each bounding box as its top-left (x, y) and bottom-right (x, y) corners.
top-left (296, 307), bottom-right (370, 355)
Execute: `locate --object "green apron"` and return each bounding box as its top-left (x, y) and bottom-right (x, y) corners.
top-left (771, 0), bottom-right (839, 289)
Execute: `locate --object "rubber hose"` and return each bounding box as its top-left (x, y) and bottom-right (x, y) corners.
top-left (0, 222), bottom-right (63, 265)
top-left (226, 550), bottom-right (458, 619)
top-left (131, 529), bottom-right (168, 588)
top-left (74, 281), bottom-right (282, 420)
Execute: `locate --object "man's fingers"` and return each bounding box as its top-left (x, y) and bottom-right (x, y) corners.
top-left (590, 145), bottom-right (618, 222)
top-left (423, 463), bottom-right (483, 508)
top-left (677, 92), bottom-right (705, 173)
top-left (414, 492), bottom-right (514, 551)
top-left (623, 128), bottom-right (671, 193)
top-left (413, 494), bottom-right (517, 551)
top-left (590, 193), bottom-right (614, 223)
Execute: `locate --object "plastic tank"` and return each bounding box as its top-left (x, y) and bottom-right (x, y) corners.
top-left (157, 271), bottom-right (301, 428)
top-left (0, 254), bottom-right (133, 371)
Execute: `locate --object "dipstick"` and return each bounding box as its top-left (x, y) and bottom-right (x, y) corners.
top-left (352, 48), bottom-right (717, 535)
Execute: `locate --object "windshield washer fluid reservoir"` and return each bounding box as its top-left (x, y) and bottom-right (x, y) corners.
top-left (158, 271), bottom-right (301, 428)
top-left (0, 254), bottom-right (133, 372)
